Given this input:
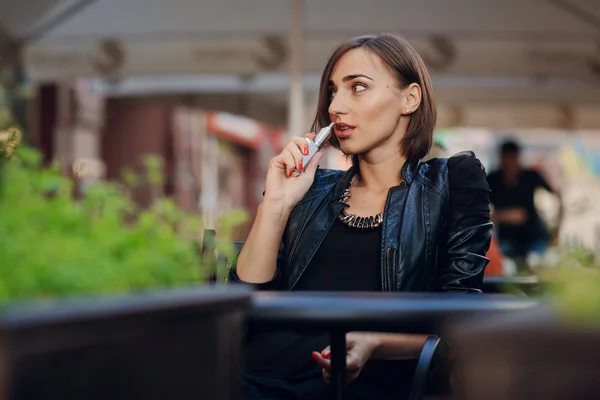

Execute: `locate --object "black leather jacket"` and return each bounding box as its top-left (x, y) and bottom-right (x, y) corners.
top-left (232, 151), bottom-right (493, 293)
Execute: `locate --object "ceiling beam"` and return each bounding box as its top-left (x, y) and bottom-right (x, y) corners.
top-left (24, 0), bottom-right (99, 43)
top-left (547, 0), bottom-right (600, 34)
top-left (84, 73), bottom-right (600, 105)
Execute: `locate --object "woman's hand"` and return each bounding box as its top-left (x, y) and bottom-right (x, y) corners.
top-left (263, 133), bottom-right (324, 211)
top-left (311, 332), bottom-right (380, 384)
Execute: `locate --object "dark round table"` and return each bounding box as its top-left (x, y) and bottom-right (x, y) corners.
top-left (250, 291), bottom-right (538, 400)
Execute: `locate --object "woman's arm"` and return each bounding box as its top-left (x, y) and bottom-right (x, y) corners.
top-left (370, 155), bottom-right (491, 356)
top-left (234, 201), bottom-right (291, 284)
top-left (370, 333), bottom-right (429, 359)
top-left (230, 136), bottom-right (324, 287)
top-left (438, 152), bottom-right (493, 293)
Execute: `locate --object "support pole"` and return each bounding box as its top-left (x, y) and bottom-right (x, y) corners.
top-left (287, 0), bottom-right (304, 139)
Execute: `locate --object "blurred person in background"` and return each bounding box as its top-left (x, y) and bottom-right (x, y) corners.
top-left (487, 140), bottom-right (563, 261)
top-left (232, 34), bottom-right (492, 400)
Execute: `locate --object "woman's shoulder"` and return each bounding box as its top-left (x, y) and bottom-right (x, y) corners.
top-left (418, 151), bottom-right (488, 190)
top-left (446, 151), bottom-right (489, 193)
top-left (421, 151), bottom-right (484, 171)
top-left (447, 150), bottom-right (484, 168)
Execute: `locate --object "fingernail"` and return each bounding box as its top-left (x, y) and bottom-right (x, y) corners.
top-left (311, 352), bottom-right (319, 360)
top-left (322, 351), bottom-right (330, 359)
top-left (288, 170), bottom-right (294, 177)
top-left (299, 161), bottom-right (303, 171)
top-left (303, 146), bottom-right (308, 155)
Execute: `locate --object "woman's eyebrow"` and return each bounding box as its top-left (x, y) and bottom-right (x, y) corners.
top-left (342, 74), bottom-right (374, 82)
top-left (328, 74), bottom-right (375, 86)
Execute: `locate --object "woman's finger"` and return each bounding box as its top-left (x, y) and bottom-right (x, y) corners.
top-left (347, 371), bottom-right (360, 383)
top-left (305, 132), bottom-right (317, 141)
top-left (281, 150), bottom-right (297, 177)
top-left (284, 143), bottom-right (304, 170)
top-left (346, 356), bottom-right (362, 373)
top-left (312, 351), bottom-right (331, 371)
top-left (322, 369), bottom-right (359, 385)
top-left (322, 367), bottom-right (359, 384)
top-left (290, 136), bottom-right (311, 156)
top-left (322, 368), bottom-right (331, 384)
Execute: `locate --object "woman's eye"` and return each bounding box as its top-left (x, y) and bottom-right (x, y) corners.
top-left (329, 90), bottom-right (336, 99)
top-left (352, 83), bottom-right (367, 93)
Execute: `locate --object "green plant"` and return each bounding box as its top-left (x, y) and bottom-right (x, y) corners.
top-left (537, 246), bottom-right (600, 324)
top-left (0, 81), bottom-right (23, 158)
top-left (0, 127), bottom-right (20, 158)
top-left (0, 146), bottom-right (247, 305)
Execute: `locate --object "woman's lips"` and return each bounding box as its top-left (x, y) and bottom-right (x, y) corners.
top-left (334, 123), bottom-right (356, 139)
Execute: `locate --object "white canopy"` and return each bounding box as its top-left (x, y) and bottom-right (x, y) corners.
top-left (1, 0), bottom-right (599, 104)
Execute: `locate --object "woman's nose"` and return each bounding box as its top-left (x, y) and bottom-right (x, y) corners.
top-left (328, 94), bottom-right (348, 116)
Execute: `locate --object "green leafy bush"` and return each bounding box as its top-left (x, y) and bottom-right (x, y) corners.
top-left (538, 246), bottom-right (600, 324)
top-left (0, 82), bottom-right (22, 158)
top-left (0, 146), bottom-right (247, 305)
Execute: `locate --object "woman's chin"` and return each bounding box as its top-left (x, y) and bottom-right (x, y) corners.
top-left (338, 142), bottom-right (364, 156)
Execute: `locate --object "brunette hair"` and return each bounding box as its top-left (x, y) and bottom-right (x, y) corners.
top-left (310, 33), bottom-right (436, 161)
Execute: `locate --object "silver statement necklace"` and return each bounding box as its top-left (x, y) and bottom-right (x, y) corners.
top-left (337, 180), bottom-right (384, 231)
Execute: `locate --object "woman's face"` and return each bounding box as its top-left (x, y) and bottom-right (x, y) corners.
top-left (328, 48), bottom-right (415, 157)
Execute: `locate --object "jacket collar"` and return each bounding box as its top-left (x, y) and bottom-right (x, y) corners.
top-left (402, 158), bottom-right (420, 184)
top-left (330, 158), bottom-right (420, 203)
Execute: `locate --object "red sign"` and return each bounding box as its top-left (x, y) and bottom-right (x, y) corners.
top-left (206, 111), bottom-right (266, 150)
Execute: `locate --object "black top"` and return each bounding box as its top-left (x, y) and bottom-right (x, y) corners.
top-left (246, 218), bottom-right (382, 377)
top-left (294, 218), bottom-right (382, 292)
top-left (486, 169), bottom-right (552, 244)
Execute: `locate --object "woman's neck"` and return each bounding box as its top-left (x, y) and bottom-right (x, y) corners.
top-left (355, 148), bottom-right (406, 193)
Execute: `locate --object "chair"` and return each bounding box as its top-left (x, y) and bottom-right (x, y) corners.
top-left (201, 229), bottom-right (449, 400)
top-left (201, 229), bottom-right (244, 285)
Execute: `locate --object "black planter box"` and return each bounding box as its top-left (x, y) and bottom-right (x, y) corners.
top-left (451, 308), bottom-right (600, 400)
top-left (0, 286), bottom-right (251, 400)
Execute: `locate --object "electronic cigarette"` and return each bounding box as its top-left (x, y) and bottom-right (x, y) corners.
top-left (300, 122), bottom-right (334, 172)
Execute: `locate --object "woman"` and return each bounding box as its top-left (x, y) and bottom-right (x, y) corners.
top-left (232, 34), bottom-right (492, 400)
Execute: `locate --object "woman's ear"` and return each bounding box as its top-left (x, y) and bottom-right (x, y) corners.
top-left (404, 83), bottom-right (422, 114)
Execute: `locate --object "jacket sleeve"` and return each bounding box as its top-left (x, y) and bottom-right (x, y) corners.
top-left (438, 151), bottom-right (493, 293)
